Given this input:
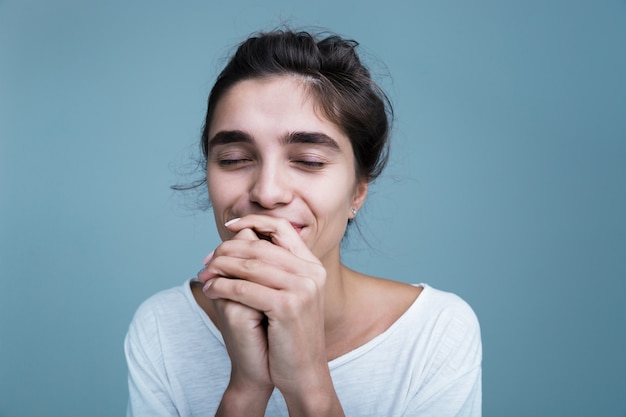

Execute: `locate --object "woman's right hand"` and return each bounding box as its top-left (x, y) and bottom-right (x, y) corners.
top-left (198, 228), bottom-right (274, 415)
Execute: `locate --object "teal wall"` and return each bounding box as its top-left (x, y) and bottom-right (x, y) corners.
top-left (1, 1), bottom-right (625, 416)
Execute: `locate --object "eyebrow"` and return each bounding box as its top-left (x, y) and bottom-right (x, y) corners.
top-left (208, 130), bottom-right (342, 152)
top-left (208, 130), bottom-right (253, 150)
top-left (282, 131), bottom-right (341, 151)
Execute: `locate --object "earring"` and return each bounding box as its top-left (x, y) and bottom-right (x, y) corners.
top-left (351, 208), bottom-right (357, 216)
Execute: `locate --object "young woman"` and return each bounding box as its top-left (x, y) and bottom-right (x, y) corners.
top-left (125, 29), bottom-right (482, 417)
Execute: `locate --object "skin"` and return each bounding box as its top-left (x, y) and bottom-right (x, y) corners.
top-left (195, 75), bottom-right (422, 416)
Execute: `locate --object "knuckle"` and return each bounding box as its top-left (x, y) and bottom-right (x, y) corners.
top-left (241, 257), bottom-right (261, 273)
top-left (238, 228), bottom-right (258, 240)
top-left (221, 300), bottom-right (239, 315)
top-left (300, 276), bottom-right (319, 295)
top-left (220, 302), bottom-right (251, 326)
top-left (252, 239), bottom-right (274, 254)
top-left (277, 293), bottom-right (302, 316)
top-left (305, 264), bottom-right (327, 287)
top-left (275, 278), bottom-right (320, 316)
top-left (317, 266), bottom-right (327, 284)
top-left (250, 239), bottom-right (264, 250)
top-left (232, 279), bottom-right (249, 297)
top-left (277, 217), bottom-right (291, 229)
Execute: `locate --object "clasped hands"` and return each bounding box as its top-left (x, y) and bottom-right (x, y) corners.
top-left (196, 215), bottom-right (331, 405)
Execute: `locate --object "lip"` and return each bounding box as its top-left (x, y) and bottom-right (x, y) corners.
top-left (290, 223), bottom-right (304, 234)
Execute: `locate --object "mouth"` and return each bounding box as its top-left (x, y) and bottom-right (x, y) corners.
top-left (290, 222), bottom-right (304, 234)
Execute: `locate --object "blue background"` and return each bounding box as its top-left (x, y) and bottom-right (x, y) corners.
top-left (1, 1), bottom-right (625, 416)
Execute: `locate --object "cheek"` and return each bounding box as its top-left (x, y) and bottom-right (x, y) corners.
top-left (206, 179), bottom-right (220, 206)
top-left (308, 178), bottom-right (355, 216)
top-left (207, 174), bottom-right (248, 217)
top-left (207, 179), bottom-right (232, 215)
top-left (207, 169), bottom-right (231, 201)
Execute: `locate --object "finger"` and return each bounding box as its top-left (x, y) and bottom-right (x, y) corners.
top-left (197, 228), bottom-right (260, 283)
top-left (199, 240), bottom-right (325, 287)
top-left (205, 251), bottom-right (326, 290)
top-left (208, 239), bottom-right (303, 272)
top-left (212, 297), bottom-right (266, 329)
top-left (225, 215), bottom-right (318, 263)
top-left (231, 227), bottom-right (261, 242)
top-left (204, 275), bottom-right (322, 319)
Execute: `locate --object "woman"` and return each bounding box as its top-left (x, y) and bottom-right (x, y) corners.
top-left (125, 29), bottom-right (482, 417)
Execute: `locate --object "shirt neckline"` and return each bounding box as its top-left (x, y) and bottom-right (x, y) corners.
top-left (183, 278), bottom-right (429, 365)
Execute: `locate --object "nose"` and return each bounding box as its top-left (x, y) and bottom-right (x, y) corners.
top-left (248, 162), bottom-right (293, 209)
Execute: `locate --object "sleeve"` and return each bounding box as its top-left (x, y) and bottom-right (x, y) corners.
top-left (405, 297), bottom-right (483, 417)
top-left (124, 302), bottom-right (180, 417)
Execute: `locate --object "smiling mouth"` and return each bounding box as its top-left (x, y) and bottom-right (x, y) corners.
top-left (290, 223), bottom-right (304, 234)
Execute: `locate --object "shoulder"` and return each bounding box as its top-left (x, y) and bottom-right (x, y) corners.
top-left (132, 282), bottom-right (190, 319)
top-left (415, 284), bottom-right (480, 329)
top-left (372, 280), bottom-right (480, 338)
top-left (126, 281), bottom-right (196, 342)
top-left (407, 284), bottom-right (482, 372)
top-left (375, 283), bottom-right (482, 373)
top-left (417, 285), bottom-right (481, 355)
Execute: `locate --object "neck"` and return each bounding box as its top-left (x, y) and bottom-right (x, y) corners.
top-left (320, 250), bottom-right (356, 338)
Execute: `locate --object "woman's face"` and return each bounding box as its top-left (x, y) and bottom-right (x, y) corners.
top-left (206, 76), bottom-right (367, 264)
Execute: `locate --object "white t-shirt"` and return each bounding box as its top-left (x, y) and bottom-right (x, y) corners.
top-left (125, 279), bottom-right (482, 416)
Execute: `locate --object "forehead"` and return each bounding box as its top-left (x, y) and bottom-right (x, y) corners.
top-left (208, 76), bottom-right (351, 151)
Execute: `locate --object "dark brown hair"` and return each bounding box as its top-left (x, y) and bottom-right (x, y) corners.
top-left (201, 29), bottom-right (393, 183)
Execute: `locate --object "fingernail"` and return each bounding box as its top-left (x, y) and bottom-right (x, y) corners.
top-left (202, 251), bottom-right (214, 265)
top-left (202, 279), bottom-right (214, 295)
top-left (224, 217), bottom-right (241, 227)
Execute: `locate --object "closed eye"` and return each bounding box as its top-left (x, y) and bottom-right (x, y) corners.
top-left (213, 148), bottom-right (254, 168)
top-left (291, 155), bottom-right (327, 170)
top-left (295, 160), bottom-right (325, 168)
top-left (218, 158), bottom-right (252, 167)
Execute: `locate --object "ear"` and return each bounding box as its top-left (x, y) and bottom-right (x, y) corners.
top-left (350, 180), bottom-right (369, 219)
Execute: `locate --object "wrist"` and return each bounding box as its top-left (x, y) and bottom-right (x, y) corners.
top-left (279, 374), bottom-right (344, 417)
top-left (283, 388), bottom-right (344, 417)
top-left (215, 382), bottom-right (273, 417)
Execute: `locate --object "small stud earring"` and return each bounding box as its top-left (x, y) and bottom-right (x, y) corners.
top-left (351, 208), bottom-right (357, 216)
